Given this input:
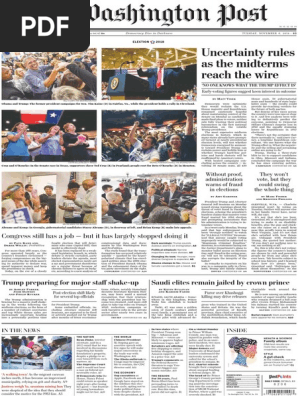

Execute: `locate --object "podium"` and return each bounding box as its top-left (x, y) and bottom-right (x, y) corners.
top-left (107, 74), bottom-right (149, 100)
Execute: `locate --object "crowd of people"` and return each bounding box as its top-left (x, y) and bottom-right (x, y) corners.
top-left (171, 86), bottom-right (197, 101)
top-left (102, 111), bottom-right (196, 162)
top-left (2, 174), bottom-right (97, 224)
top-left (2, 50), bottom-right (97, 100)
top-left (2, 336), bottom-right (72, 370)
top-left (102, 178), bottom-right (197, 224)
top-left (2, 122), bottom-right (97, 162)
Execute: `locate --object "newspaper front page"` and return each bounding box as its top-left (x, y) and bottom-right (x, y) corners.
top-left (1, 0), bottom-right (297, 395)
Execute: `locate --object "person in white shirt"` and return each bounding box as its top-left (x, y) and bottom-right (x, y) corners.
top-left (58, 182), bottom-right (82, 224)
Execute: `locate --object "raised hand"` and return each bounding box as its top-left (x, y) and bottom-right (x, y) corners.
top-left (56, 62), bottom-right (69, 72)
top-left (185, 110), bottom-right (194, 118)
top-left (32, 197), bottom-right (40, 208)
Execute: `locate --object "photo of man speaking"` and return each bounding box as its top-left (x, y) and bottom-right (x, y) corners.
top-left (137, 58), bottom-right (186, 100)
top-left (102, 48), bottom-right (197, 101)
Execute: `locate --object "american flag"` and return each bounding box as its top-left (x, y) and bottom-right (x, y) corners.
top-left (69, 172), bottom-right (76, 182)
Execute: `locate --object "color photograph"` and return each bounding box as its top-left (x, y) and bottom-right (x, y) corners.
top-left (2, 110), bottom-right (97, 162)
top-left (102, 110), bottom-right (197, 162)
top-left (2, 50), bottom-right (97, 100)
top-left (102, 48), bottom-right (197, 101)
top-left (2, 172), bottom-right (97, 224)
top-left (2, 336), bottom-right (72, 370)
top-left (102, 171), bottom-right (197, 224)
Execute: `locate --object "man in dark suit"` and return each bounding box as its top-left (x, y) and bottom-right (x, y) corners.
top-left (39, 185), bottom-right (56, 223)
top-left (24, 184), bottom-right (34, 209)
top-left (137, 59), bottom-right (186, 100)
top-left (161, 182), bottom-right (182, 206)
top-left (136, 185), bottom-right (161, 219)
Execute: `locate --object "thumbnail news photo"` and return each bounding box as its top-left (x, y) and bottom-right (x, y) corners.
top-left (2, 50), bottom-right (97, 101)
top-left (102, 110), bottom-right (197, 162)
top-left (102, 48), bottom-right (197, 101)
top-left (2, 172), bottom-right (97, 225)
top-left (2, 335), bottom-right (72, 370)
top-left (2, 110), bottom-right (97, 162)
top-left (102, 172), bottom-right (197, 225)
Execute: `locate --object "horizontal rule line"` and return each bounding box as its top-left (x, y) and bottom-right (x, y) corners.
top-left (3, 322), bottom-right (296, 325)
top-left (90, 28), bottom-right (296, 32)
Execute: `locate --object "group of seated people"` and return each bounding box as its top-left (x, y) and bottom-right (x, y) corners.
top-left (2, 182), bottom-right (56, 223)
top-left (2, 122), bottom-right (97, 162)
top-left (171, 86), bottom-right (197, 101)
top-left (2, 50), bottom-right (97, 100)
top-left (102, 110), bottom-right (196, 162)
top-left (2, 336), bottom-right (72, 369)
top-left (102, 178), bottom-right (197, 224)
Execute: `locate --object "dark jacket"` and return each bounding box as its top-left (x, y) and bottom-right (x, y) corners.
top-left (2, 81), bottom-right (25, 100)
top-left (25, 191), bottom-right (34, 209)
top-left (39, 193), bottom-right (56, 223)
top-left (67, 63), bottom-right (97, 96)
top-left (162, 190), bottom-right (182, 205)
top-left (102, 214), bottom-right (121, 223)
top-left (136, 194), bottom-right (161, 219)
top-left (108, 204), bottom-right (139, 223)
top-left (137, 67), bottom-right (184, 95)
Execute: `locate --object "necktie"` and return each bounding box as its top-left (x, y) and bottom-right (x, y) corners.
top-left (148, 196), bottom-right (152, 207)
top-left (156, 68), bottom-right (162, 89)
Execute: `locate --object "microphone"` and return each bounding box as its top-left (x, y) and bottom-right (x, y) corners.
top-left (120, 61), bottom-right (135, 74)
